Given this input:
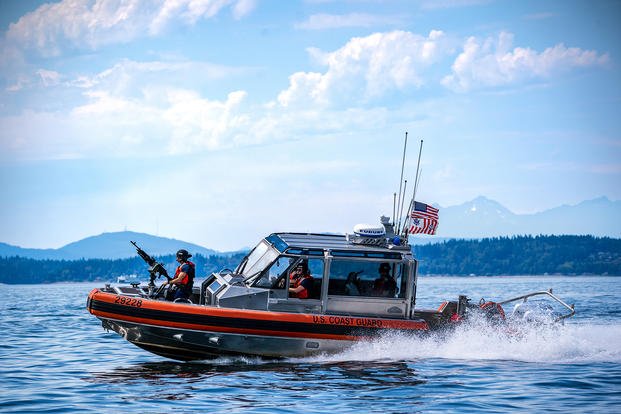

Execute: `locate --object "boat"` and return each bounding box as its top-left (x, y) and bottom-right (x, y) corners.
top-left (86, 218), bottom-right (575, 361)
top-left (116, 274), bottom-right (139, 284)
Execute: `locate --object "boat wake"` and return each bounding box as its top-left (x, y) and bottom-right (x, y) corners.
top-left (306, 319), bottom-right (621, 364)
top-left (189, 319), bottom-right (621, 367)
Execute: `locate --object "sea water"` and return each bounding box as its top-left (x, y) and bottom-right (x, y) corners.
top-left (1, 276), bottom-right (620, 413)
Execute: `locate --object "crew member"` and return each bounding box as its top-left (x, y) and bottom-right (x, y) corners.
top-left (372, 262), bottom-right (397, 297)
top-left (288, 262), bottom-right (313, 299)
top-left (164, 249), bottom-right (195, 301)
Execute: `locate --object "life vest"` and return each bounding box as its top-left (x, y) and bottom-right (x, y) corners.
top-left (373, 276), bottom-right (397, 296)
top-left (291, 275), bottom-right (313, 299)
top-left (175, 260), bottom-right (195, 290)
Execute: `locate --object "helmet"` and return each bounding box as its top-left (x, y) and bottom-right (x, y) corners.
top-left (176, 249), bottom-right (192, 260)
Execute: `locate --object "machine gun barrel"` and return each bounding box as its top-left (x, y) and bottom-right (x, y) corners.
top-left (130, 241), bottom-right (171, 286)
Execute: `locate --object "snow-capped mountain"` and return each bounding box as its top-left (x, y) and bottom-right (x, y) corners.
top-left (1, 196), bottom-right (619, 259)
top-left (432, 196), bottom-right (620, 239)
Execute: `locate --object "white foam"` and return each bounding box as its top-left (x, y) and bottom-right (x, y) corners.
top-left (305, 319), bottom-right (621, 364)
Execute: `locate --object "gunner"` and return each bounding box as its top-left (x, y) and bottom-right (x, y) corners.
top-left (163, 249), bottom-right (195, 301)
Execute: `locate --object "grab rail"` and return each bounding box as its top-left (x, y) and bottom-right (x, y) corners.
top-left (498, 289), bottom-right (575, 322)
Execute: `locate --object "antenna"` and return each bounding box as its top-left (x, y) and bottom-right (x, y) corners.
top-left (403, 139), bottom-right (424, 235)
top-left (395, 132), bottom-right (408, 227)
top-left (403, 168), bottom-right (423, 234)
top-left (397, 179), bottom-right (408, 232)
top-left (392, 192), bottom-right (397, 226)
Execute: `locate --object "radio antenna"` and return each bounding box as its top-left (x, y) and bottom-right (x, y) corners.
top-left (395, 132), bottom-right (408, 227)
top-left (392, 192), bottom-right (397, 227)
top-left (403, 139), bottom-right (424, 235)
top-left (397, 179), bottom-right (408, 232)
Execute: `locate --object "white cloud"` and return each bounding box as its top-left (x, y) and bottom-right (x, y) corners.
top-left (6, 76), bottom-right (29, 92)
top-left (278, 30), bottom-right (448, 107)
top-left (149, 0), bottom-right (248, 33)
top-left (68, 58), bottom-right (248, 97)
top-left (0, 29), bottom-right (452, 160)
top-left (5, 0), bottom-right (254, 55)
top-left (295, 13), bottom-right (402, 30)
top-left (0, 82), bottom-right (262, 160)
top-left (62, 86), bottom-right (254, 155)
top-left (36, 69), bottom-right (61, 86)
top-left (232, 0), bottom-right (257, 20)
top-left (1, 28), bottom-right (613, 163)
top-left (442, 32), bottom-right (610, 92)
top-left (163, 89), bottom-right (249, 152)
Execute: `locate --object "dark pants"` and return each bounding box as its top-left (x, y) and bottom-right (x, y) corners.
top-left (172, 285), bottom-right (191, 301)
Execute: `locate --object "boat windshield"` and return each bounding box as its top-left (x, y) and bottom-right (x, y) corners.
top-left (236, 240), bottom-right (279, 280)
top-left (328, 260), bottom-right (408, 298)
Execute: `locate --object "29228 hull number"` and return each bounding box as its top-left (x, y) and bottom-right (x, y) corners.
top-left (114, 296), bottom-right (143, 308)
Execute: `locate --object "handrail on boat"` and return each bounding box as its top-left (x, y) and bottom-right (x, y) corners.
top-left (497, 289), bottom-right (575, 322)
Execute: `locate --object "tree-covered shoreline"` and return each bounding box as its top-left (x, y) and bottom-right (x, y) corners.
top-left (0, 253), bottom-right (247, 285)
top-left (1, 235), bottom-right (619, 284)
top-left (414, 235), bottom-right (620, 276)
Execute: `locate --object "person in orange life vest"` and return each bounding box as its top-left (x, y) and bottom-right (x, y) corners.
top-left (372, 262), bottom-right (397, 297)
top-left (288, 262), bottom-right (313, 299)
top-left (163, 249), bottom-right (195, 301)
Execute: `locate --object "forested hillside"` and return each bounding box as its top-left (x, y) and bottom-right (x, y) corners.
top-left (414, 235), bottom-right (621, 275)
top-left (0, 253), bottom-right (246, 284)
top-left (1, 235), bottom-right (619, 284)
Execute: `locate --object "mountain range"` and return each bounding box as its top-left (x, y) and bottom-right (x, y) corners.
top-left (0, 231), bottom-right (219, 260)
top-left (432, 196), bottom-right (620, 238)
top-left (1, 196), bottom-right (619, 260)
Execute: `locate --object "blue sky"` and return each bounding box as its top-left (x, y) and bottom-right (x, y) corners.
top-left (0, 0), bottom-right (619, 251)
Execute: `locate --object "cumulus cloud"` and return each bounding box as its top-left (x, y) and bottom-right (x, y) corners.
top-left (442, 32), bottom-right (610, 92)
top-left (0, 87), bottom-right (250, 160)
top-left (277, 30), bottom-right (448, 107)
top-left (0, 28), bottom-right (613, 161)
top-left (5, 0), bottom-right (255, 55)
top-left (163, 89), bottom-right (249, 152)
top-left (67, 86), bottom-right (253, 154)
top-left (0, 82), bottom-right (399, 161)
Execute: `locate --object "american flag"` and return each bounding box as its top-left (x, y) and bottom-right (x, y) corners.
top-left (409, 201), bottom-right (439, 235)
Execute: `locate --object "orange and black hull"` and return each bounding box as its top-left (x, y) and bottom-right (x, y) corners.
top-left (87, 288), bottom-right (430, 360)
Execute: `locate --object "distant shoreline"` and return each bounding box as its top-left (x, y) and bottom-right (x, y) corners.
top-left (1, 274), bottom-right (619, 286)
top-left (2, 235), bottom-right (619, 284)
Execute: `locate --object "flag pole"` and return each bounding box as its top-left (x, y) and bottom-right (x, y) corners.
top-left (392, 192), bottom-right (397, 228)
top-left (395, 132), bottom-right (408, 229)
top-left (403, 139), bottom-right (424, 235)
top-left (398, 180), bottom-right (408, 232)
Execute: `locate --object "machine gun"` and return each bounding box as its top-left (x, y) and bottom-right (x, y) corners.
top-left (130, 241), bottom-right (171, 290)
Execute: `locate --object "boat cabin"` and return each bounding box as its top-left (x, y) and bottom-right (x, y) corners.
top-left (200, 232), bottom-right (419, 319)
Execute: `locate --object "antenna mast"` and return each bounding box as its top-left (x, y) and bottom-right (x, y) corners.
top-left (403, 139), bottom-right (424, 235)
top-left (395, 132), bottom-right (408, 228)
top-left (392, 192), bottom-right (397, 228)
top-left (397, 179), bottom-right (408, 232)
